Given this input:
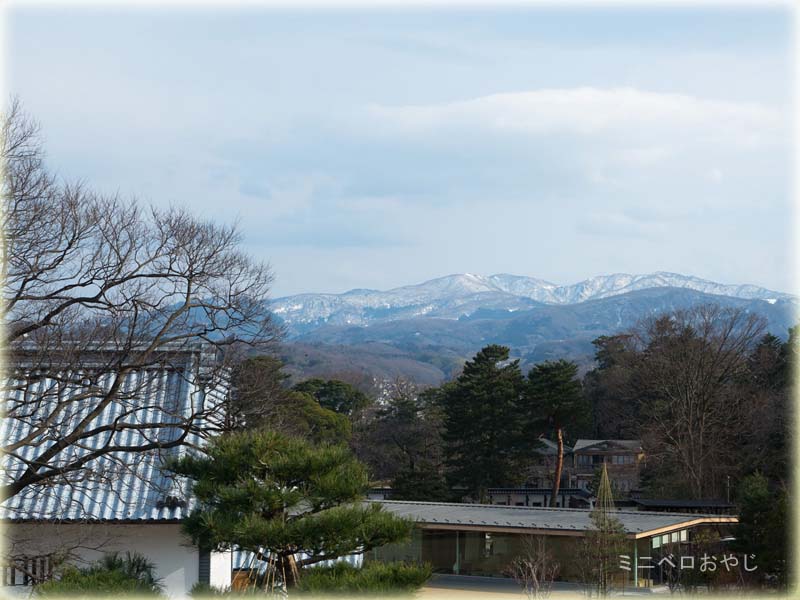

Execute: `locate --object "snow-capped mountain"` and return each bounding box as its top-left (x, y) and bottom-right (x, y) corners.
top-left (492, 272), bottom-right (790, 304)
top-left (271, 271), bottom-right (792, 334)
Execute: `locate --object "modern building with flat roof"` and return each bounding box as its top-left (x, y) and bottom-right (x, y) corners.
top-left (369, 500), bottom-right (737, 588)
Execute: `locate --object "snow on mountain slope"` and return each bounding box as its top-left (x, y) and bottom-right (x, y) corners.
top-left (270, 272), bottom-right (792, 331)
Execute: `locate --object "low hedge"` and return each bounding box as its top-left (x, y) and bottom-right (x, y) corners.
top-left (295, 561), bottom-right (432, 596)
top-left (191, 561), bottom-right (431, 598)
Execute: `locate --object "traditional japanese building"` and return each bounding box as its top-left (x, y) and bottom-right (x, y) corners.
top-left (1, 345), bottom-right (232, 597)
top-left (572, 439), bottom-right (645, 494)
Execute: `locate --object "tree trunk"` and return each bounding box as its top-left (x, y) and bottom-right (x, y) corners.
top-left (276, 554), bottom-right (300, 589)
top-left (550, 428), bottom-right (564, 507)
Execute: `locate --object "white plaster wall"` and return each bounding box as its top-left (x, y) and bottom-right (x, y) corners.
top-left (209, 550), bottom-right (232, 589)
top-left (3, 523), bottom-right (201, 599)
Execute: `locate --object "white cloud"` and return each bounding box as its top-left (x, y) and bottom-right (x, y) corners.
top-left (366, 87), bottom-right (782, 147)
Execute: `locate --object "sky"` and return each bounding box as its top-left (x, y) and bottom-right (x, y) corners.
top-left (4, 3), bottom-right (795, 297)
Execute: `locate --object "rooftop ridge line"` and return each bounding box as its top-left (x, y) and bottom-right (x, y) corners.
top-left (371, 499), bottom-right (729, 519)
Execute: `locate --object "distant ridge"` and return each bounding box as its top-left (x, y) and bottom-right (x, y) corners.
top-left (271, 271), bottom-right (792, 333)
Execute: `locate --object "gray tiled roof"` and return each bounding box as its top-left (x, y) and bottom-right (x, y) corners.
top-left (374, 500), bottom-right (735, 537)
top-left (1, 350), bottom-right (221, 523)
top-left (533, 437), bottom-right (573, 455)
top-left (573, 439), bottom-right (643, 452)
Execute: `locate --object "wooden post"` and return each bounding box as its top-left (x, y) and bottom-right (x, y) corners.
top-left (454, 530), bottom-right (460, 575)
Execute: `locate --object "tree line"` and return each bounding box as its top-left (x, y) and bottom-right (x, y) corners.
top-left (241, 304), bottom-right (790, 509)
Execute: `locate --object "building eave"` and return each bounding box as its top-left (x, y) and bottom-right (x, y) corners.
top-left (633, 516), bottom-right (739, 539)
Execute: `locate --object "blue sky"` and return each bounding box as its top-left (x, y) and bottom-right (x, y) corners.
top-left (5, 4), bottom-right (794, 296)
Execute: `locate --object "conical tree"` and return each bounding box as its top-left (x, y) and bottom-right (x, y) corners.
top-left (595, 462), bottom-right (616, 516)
top-left (581, 464), bottom-right (627, 596)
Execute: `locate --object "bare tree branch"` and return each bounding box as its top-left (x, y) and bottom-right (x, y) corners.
top-left (1, 100), bottom-right (282, 503)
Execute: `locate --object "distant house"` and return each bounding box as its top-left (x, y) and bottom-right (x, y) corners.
top-left (525, 436), bottom-right (573, 489)
top-left (0, 345), bottom-right (232, 597)
top-left (366, 486), bottom-right (396, 501)
top-left (572, 439), bottom-right (644, 495)
top-left (487, 487), bottom-right (593, 509)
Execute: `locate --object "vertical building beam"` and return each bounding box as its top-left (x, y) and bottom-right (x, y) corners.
top-left (454, 531), bottom-right (460, 575)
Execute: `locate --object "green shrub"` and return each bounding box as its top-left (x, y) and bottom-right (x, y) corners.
top-left (295, 561), bottom-right (432, 596)
top-left (189, 582), bottom-right (263, 597)
top-left (36, 552), bottom-right (163, 597)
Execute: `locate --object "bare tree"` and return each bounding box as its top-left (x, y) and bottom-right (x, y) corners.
top-left (629, 305), bottom-right (766, 498)
top-left (506, 536), bottom-right (559, 600)
top-left (352, 377), bottom-right (445, 484)
top-left (0, 100), bottom-right (281, 502)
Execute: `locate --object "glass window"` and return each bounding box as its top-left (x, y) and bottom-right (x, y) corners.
top-left (680, 530), bottom-right (688, 542)
top-left (652, 536), bottom-right (661, 549)
top-left (671, 532), bottom-right (679, 543)
top-left (3, 555), bottom-right (54, 586)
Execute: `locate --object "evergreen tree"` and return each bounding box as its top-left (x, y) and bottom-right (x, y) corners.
top-left (739, 334), bottom-right (791, 485)
top-left (583, 335), bottom-right (640, 439)
top-left (284, 391), bottom-right (353, 445)
top-left (293, 378), bottom-right (372, 418)
top-left (230, 357), bottom-right (351, 444)
top-left (167, 430), bottom-right (413, 591)
top-left (524, 360), bottom-right (588, 506)
top-left (392, 461), bottom-right (451, 502)
top-left (439, 345), bottom-right (526, 501)
top-left (733, 473), bottom-right (789, 588)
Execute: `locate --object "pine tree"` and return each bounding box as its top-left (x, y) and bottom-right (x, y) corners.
top-left (524, 360), bottom-right (588, 506)
top-left (293, 378), bottom-right (372, 418)
top-left (166, 429), bottom-right (414, 591)
top-left (439, 345), bottom-right (526, 501)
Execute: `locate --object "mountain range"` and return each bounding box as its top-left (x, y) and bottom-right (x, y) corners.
top-left (272, 272), bottom-right (796, 386)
